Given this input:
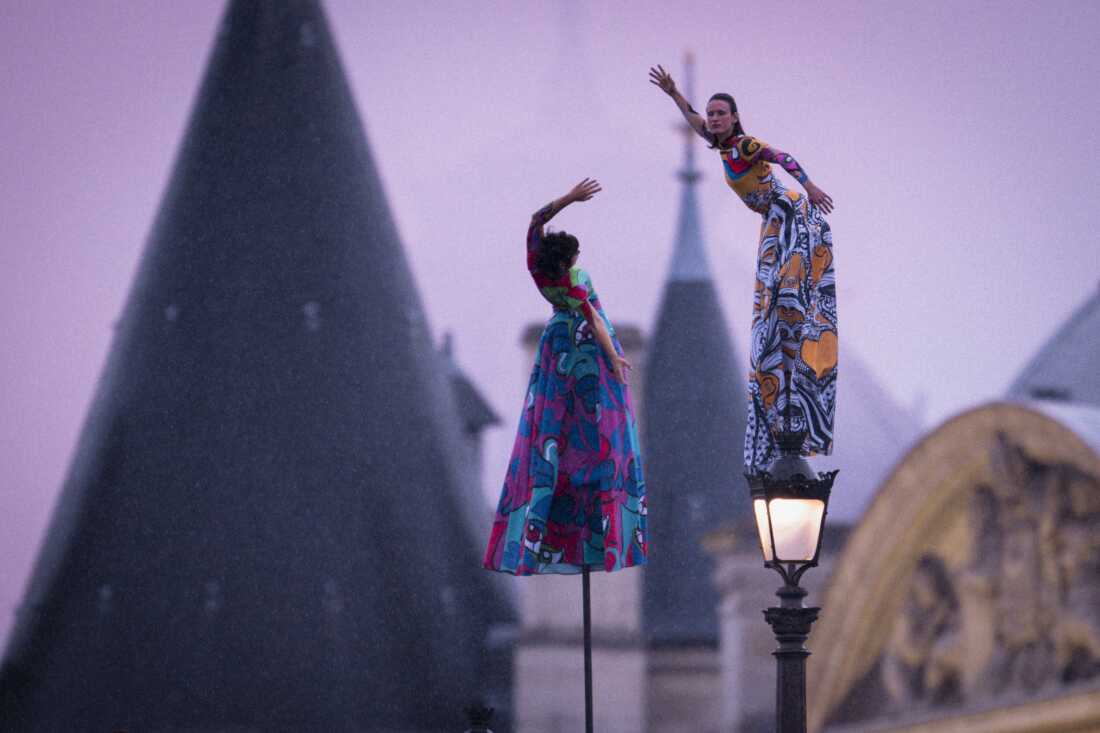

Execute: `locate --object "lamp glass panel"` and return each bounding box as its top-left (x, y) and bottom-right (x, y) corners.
top-left (752, 498), bottom-right (773, 561)
top-left (767, 498), bottom-right (825, 562)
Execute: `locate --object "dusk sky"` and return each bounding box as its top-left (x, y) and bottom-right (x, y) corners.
top-left (3, 0), bottom-right (1100, 647)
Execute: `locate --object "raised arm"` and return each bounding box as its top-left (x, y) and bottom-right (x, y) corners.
top-left (527, 178), bottom-right (603, 254)
top-left (756, 141), bottom-right (835, 215)
top-left (649, 65), bottom-right (709, 141)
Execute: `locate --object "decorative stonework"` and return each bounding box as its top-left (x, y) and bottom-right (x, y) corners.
top-left (805, 400), bottom-right (1100, 730)
top-left (879, 434), bottom-right (1100, 712)
top-left (808, 402), bottom-right (1100, 733)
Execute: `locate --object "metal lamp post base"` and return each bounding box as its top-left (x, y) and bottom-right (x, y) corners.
top-left (764, 582), bottom-right (820, 733)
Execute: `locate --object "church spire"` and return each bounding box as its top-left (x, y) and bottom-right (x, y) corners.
top-left (0, 2), bottom-right (512, 729)
top-left (668, 51), bottom-right (710, 283)
top-left (642, 52), bottom-right (748, 646)
top-left (680, 51), bottom-right (701, 185)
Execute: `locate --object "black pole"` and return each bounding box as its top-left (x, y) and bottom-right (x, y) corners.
top-left (763, 579), bottom-right (820, 733)
top-left (582, 564), bottom-right (594, 733)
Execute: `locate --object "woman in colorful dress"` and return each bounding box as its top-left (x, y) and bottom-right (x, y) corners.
top-left (483, 178), bottom-right (648, 575)
top-left (650, 64), bottom-right (838, 472)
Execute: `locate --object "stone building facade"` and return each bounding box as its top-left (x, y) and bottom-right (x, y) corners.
top-left (810, 401), bottom-right (1100, 733)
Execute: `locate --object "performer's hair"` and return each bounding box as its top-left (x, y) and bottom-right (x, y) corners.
top-left (707, 93), bottom-right (746, 148)
top-left (536, 230), bottom-right (580, 279)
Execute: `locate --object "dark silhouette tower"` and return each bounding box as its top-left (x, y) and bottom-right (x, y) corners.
top-left (641, 53), bottom-right (748, 654)
top-left (0, 2), bottom-right (511, 731)
top-left (640, 54), bottom-right (749, 732)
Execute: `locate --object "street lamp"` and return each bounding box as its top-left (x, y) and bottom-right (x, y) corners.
top-left (746, 408), bottom-right (837, 733)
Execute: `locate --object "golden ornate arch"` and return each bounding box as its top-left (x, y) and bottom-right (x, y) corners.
top-left (808, 401), bottom-right (1100, 732)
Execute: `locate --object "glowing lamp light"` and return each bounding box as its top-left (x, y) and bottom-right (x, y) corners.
top-left (747, 430), bottom-right (836, 577)
top-left (752, 496), bottom-right (827, 564)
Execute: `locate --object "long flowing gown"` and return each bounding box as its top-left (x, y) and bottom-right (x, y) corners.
top-left (715, 134), bottom-right (838, 471)
top-left (483, 206), bottom-right (648, 575)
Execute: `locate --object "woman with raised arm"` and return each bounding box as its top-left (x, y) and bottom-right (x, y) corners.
top-left (649, 64), bottom-right (838, 472)
top-left (483, 178), bottom-right (647, 576)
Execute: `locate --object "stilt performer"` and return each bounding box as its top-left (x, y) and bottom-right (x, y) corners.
top-left (483, 178), bottom-right (647, 576)
top-left (650, 64), bottom-right (838, 472)
top-left (483, 178), bottom-right (648, 733)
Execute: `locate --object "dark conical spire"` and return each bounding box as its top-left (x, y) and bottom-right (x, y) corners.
top-left (668, 52), bottom-right (710, 283)
top-left (0, 2), bottom-right (511, 730)
top-left (641, 53), bottom-right (749, 646)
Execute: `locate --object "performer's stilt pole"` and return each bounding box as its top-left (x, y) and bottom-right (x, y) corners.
top-left (583, 564), bottom-right (594, 733)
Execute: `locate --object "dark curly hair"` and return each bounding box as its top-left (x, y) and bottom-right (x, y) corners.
top-left (535, 230), bottom-right (579, 279)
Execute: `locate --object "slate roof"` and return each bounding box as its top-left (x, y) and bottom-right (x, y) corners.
top-left (441, 332), bottom-right (500, 435)
top-left (826, 351), bottom-right (923, 523)
top-left (641, 80), bottom-right (749, 646)
top-left (0, 2), bottom-right (512, 730)
top-left (1008, 284), bottom-right (1100, 407)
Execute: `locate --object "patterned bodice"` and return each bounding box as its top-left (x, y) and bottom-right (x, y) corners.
top-left (535, 265), bottom-right (601, 315)
top-left (717, 135), bottom-right (809, 215)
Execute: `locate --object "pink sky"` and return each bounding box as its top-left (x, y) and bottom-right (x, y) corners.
top-left (2, 0), bottom-right (1099, 647)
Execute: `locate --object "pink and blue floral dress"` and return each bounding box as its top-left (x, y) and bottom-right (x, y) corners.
top-left (482, 206), bottom-right (648, 575)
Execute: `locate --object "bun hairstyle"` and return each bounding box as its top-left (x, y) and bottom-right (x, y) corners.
top-left (707, 93), bottom-right (746, 148)
top-left (536, 230), bottom-right (580, 279)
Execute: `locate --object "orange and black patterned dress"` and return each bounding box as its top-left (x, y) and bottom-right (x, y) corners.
top-left (716, 134), bottom-right (837, 470)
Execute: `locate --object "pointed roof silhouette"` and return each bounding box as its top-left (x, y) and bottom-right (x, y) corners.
top-left (1008, 283), bottom-right (1100, 407)
top-left (0, 2), bottom-right (512, 730)
top-left (641, 56), bottom-right (749, 647)
top-left (442, 332), bottom-right (500, 435)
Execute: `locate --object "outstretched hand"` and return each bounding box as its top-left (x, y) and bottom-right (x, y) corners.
top-left (612, 354), bottom-right (632, 384)
top-left (805, 181), bottom-right (834, 215)
top-left (649, 65), bottom-right (677, 96)
top-left (567, 178), bottom-right (602, 203)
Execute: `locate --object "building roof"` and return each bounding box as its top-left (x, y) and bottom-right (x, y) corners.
top-left (441, 332), bottom-right (500, 435)
top-left (825, 350), bottom-right (923, 523)
top-left (0, 2), bottom-right (512, 730)
top-left (641, 59), bottom-right (749, 647)
top-left (1008, 283), bottom-right (1100, 407)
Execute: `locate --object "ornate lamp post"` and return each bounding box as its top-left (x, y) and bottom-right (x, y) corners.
top-left (747, 414), bottom-right (837, 733)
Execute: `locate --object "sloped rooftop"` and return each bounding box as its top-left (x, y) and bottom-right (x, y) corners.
top-left (1008, 283), bottom-right (1100, 407)
top-left (441, 332), bottom-right (500, 435)
top-left (826, 350), bottom-right (924, 523)
top-left (0, 2), bottom-right (511, 730)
